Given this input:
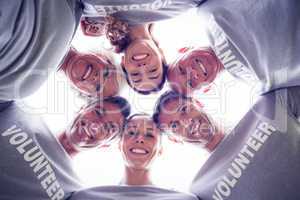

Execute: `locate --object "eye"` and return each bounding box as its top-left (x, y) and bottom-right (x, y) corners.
top-left (94, 110), bottom-right (103, 118)
top-left (178, 66), bottom-right (186, 75)
top-left (180, 105), bottom-right (188, 114)
top-left (103, 67), bottom-right (110, 77)
top-left (145, 133), bottom-right (154, 138)
top-left (131, 72), bottom-right (140, 77)
top-left (195, 58), bottom-right (201, 63)
top-left (127, 131), bottom-right (136, 136)
top-left (105, 122), bottom-right (119, 133)
top-left (169, 121), bottom-right (179, 130)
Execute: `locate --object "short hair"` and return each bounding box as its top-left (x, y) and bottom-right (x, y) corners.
top-left (122, 62), bottom-right (168, 95)
top-left (103, 96), bottom-right (131, 119)
top-left (152, 90), bottom-right (192, 125)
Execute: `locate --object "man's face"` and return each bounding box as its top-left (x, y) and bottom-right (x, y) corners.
top-left (158, 98), bottom-right (216, 145)
top-left (80, 17), bottom-right (106, 37)
top-left (67, 102), bottom-right (125, 149)
top-left (64, 52), bottom-right (120, 97)
top-left (168, 48), bottom-right (222, 95)
top-left (120, 116), bottom-right (162, 170)
top-left (122, 39), bottom-right (164, 93)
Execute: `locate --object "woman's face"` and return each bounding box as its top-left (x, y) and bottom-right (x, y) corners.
top-left (80, 17), bottom-right (106, 37)
top-left (122, 39), bottom-right (164, 93)
top-left (64, 52), bottom-right (120, 97)
top-left (168, 48), bottom-right (222, 95)
top-left (120, 116), bottom-right (162, 170)
top-left (67, 101), bottom-right (125, 149)
top-left (158, 97), bottom-right (216, 146)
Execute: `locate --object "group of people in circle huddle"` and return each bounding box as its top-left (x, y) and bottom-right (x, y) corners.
top-left (1, 0), bottom-right (300, 200)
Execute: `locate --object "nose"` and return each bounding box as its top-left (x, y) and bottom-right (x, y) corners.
top-left (182, 118), bottom-right (193, 128)
top-left (191, 69), bottom-right (199, 77)
top-left (135, 134), bottom-right (145, 144)
top-left (137, 62), bottom-right (147, 67)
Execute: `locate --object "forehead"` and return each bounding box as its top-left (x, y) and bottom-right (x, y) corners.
top-left (127, 117), bottom-right (156, 128)
top-left (175, 49), bottom-right (203, 64)
top-left (72, 53), bottom-right (109, 65)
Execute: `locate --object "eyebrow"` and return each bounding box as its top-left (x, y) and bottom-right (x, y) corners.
top-left (127, 124), bottom-right (137, 129)
top-left (147, 67), bottom-right (158, 73)
top-left (132, 79), bottom-right (142, 83)
top-left (130, 72), bottom-right (141, 77)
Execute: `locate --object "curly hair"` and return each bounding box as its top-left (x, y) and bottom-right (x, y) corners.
top-left (105, 16), bottom-right (131, 53)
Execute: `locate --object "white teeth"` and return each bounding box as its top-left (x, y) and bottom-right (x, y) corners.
top-left (131, 148), bottom-right (148, 154)
top-left (133, 54), bottom-right (148, 61)
top-left (82, 65), bottom-right (93, 80)
top-left (198, 62), bottom-right (207, 76)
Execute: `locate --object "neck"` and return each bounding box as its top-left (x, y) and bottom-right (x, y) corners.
top-left (58, 132), bottom-right (79, 157)
top-left (122, 166), bottom-right (152, 186)
top-left (129, 24), bottom-right (152, 41)
top-left (205, 130), bottom-right (225, 152)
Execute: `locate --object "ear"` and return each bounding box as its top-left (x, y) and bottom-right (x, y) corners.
top-left (58, 47), bottom-right (78, 72)
top-left (158, 146), bottom-right (163, 156)
top-left (121, 55), bottom-right (125, 68)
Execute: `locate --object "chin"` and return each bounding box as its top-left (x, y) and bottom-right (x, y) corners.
top-left (128, 160), bottom-right (149, 170)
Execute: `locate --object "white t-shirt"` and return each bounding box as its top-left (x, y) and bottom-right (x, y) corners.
top-left (199, 0), bottom-right (300, 94)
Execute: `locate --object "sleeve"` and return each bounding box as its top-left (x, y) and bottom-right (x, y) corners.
top-left (287, 87), bottom-right (300, 119)
top-left (276, 86), bottom-right (300, 120)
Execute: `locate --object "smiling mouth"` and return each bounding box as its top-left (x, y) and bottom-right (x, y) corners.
top-left (197, 62), bottom-right (207, 76)
top-left (82, 64), bottom-right (93, 80)
top-left (129, 148), bottom-right (149, 155)
top-left (132, 53), bottom-right (149, 61)
top-left (82, 126), bottom-right (96, 140)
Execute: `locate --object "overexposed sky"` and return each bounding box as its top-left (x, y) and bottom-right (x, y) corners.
top-left (23, 10), bottom-right (256, 192)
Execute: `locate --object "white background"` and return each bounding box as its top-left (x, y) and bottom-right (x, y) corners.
top-left (23, 10), bottom-right (256, 192)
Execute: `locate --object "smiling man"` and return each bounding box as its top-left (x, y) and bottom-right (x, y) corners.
top-left (60, 47), bottom-right (121, 97)
top-left (168, 47), bottom-right (223, 95)
top-left (154, 88), bottom-right (300, 200)
top-left (119, 24), bottom-right (168, 94)
top-left (153, 91), bottom-right (224, 151)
